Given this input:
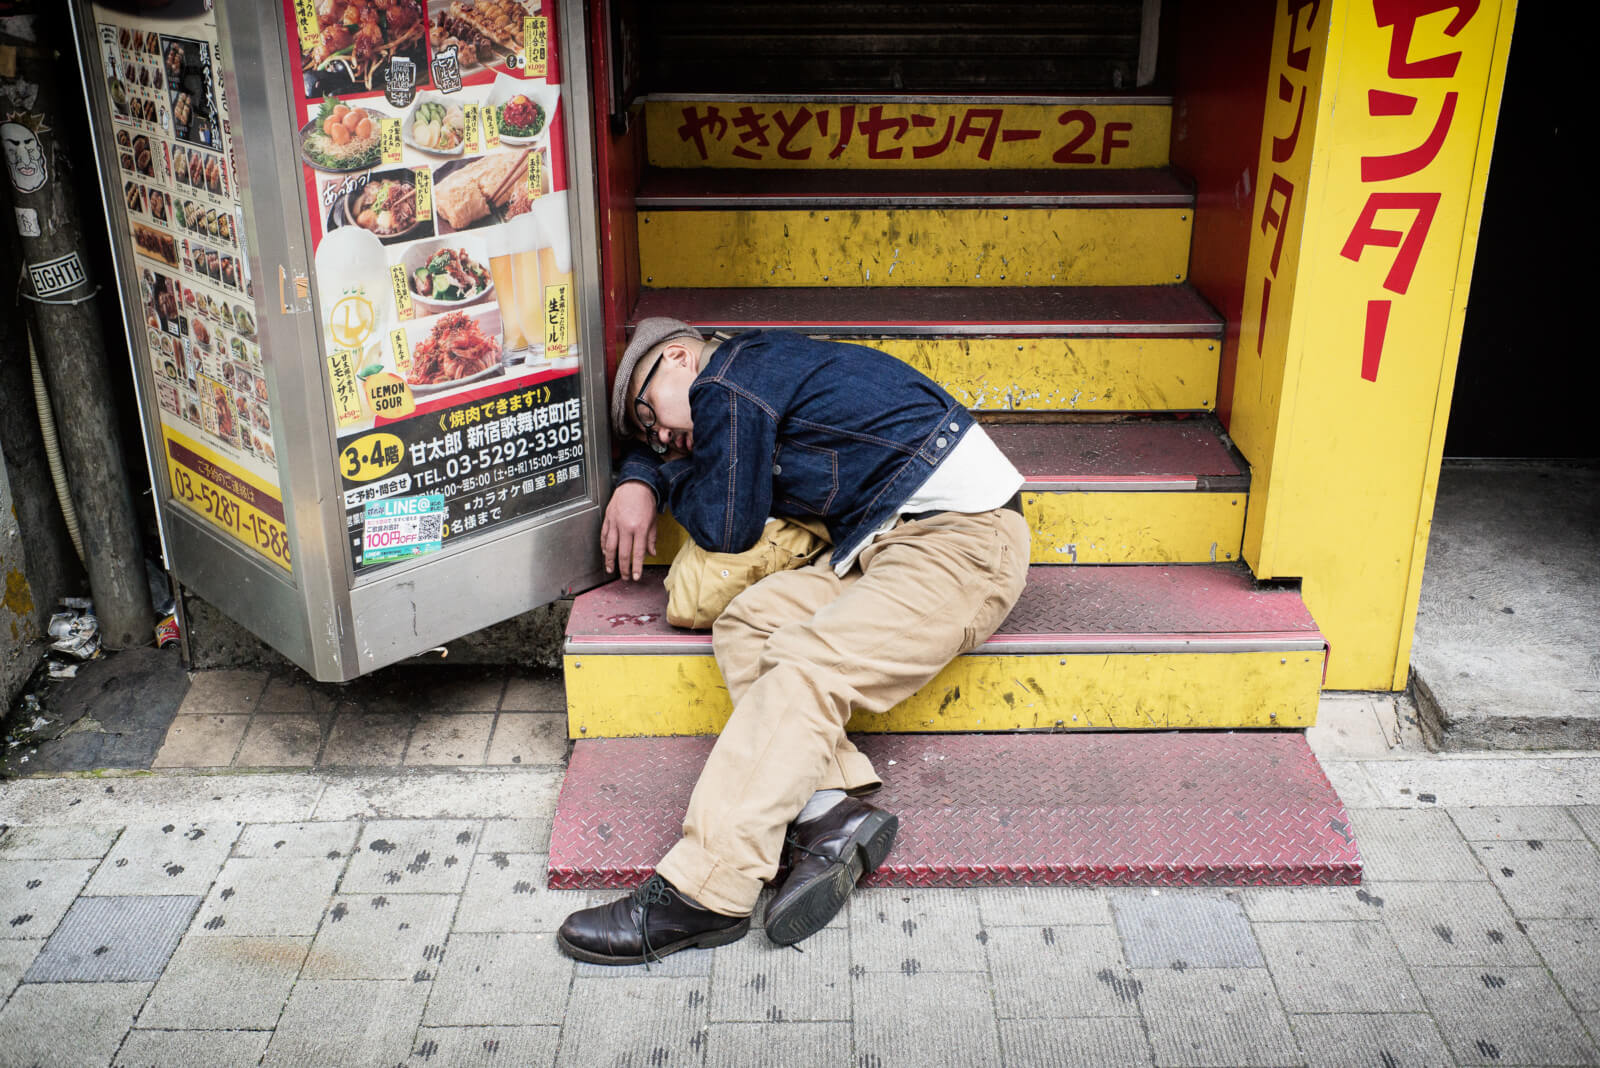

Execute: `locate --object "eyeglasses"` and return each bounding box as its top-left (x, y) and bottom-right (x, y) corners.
top-left (632, 354), bottom-right (668, 454)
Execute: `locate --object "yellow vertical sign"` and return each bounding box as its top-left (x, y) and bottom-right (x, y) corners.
top-left (380, 118), bottom-right (402, 164)
top-left (523, 17), bottom-right (548, 78)
top-left (389, 264), bottom-right (413, 320)
top-left (327, 349), bottom-right (363, 427)
top-left (463, 103), bottom-right (480, 153)
top-left (543, 281), bottom-right (570, 359)
top-left (389, 327), bottom-right (411, 375)
top-left (292, 0), bottom-right (321, 48)
top-left (413, 166), bottom-right (433, 219)
top-left (482, 104), bottom-right (500, 149)
top-left (526, 150), bottom-right (542, 199)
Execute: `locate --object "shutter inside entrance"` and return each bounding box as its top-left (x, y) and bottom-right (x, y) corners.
top-left (639, 1), bottom-right (1149, 93)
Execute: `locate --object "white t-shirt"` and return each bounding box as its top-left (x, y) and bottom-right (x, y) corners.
top-left (831, 423), bottom-right (1023, 574)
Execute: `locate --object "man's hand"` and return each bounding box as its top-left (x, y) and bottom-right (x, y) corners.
top-left (602, 480), bottom-right (658, 581)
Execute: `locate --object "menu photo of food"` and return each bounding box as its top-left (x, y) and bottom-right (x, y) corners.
top-left (328, 166), bottom-right (435, 246)
top-left (485, 74), bottom-right (557, 146)
top-left (401, 304), bottom-right (505, 395)
top-left (431, 148), bottom-right (534, 234)
top-left (125, 181), bottom-right (147, 215)
top-left (160, 33), bottom-right (221, 149)
top-left (133, 223), bottom-right (179, 268)
top-left (428, 0), bottom-right (543, 79)
top-left (300, 96), bottom-right (385, 174)
top-left (299, 0), bottom-right (429, 98)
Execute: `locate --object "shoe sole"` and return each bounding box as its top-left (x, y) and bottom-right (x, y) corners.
top-left (556, 916), bottom-right (750, 966)
top-left (765, 811), bottom-right (899, 947)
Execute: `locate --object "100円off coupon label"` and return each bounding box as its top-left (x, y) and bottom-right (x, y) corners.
top-left (164, 426), bottom-right (292, 572)
top-left (338, 369), bottom-right (587, 573)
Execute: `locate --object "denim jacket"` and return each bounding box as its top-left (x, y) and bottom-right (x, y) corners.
top-left (618, 330), bottom-right (975, 566)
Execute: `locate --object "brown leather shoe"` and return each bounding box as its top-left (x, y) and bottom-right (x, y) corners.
top-left (765, 798), bottom-right (899, 946)
top-left (557, 874), bottom-right (749, 965)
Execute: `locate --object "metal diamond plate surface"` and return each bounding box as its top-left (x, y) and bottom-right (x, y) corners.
top-left (985, 420), bottom-right (1244, 481)
top-left (567, 564), bottom-right (1322, 648)
top-left (548, 733), bottom-right (1361, 890)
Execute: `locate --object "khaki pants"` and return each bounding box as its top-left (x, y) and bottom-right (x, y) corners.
top-left (654, 506), bottom-right (1031, 915)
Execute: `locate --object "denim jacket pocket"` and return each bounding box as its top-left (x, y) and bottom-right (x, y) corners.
top-left (772, 441), bottom-right (840, 516)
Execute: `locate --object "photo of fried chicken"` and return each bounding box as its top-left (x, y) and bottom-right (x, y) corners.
top-left (407, 310), bottom-right (501, 385)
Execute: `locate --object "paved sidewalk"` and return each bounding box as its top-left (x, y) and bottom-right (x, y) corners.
top-left (2, 695), bottom-right (1599, 1067)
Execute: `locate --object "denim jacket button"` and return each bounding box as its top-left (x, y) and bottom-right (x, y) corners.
top-left (949, 422), bottom-right (960, 432)
top-left (773, 463), bottom-right (782, 474)
top-left (935, 436), bottom-right (947, 448)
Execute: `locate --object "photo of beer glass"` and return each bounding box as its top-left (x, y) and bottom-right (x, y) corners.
top-left (531, 191), bottom-right (579, 368)
top-left (486, 223), bottom-right (529, 358)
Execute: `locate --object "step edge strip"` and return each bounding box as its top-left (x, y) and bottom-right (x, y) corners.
top-left (565, 634), bottom-right (1328, 656)
top-left (646, 93), bottom-right (1175, 107)
top-left (638, 194), bottom-right (1193, 209)
top-left (674, 321), bottom-right (1222, 337)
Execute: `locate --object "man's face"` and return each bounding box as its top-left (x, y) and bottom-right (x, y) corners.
top-left (630, 343), bottom-right (696, 456)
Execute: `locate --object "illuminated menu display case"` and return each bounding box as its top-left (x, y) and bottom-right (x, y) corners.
top-left (69, 0), bottom-right (610, 680)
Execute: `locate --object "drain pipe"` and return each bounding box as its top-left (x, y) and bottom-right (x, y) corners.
top-left (2, 12), bottom-right (152, 648)
top-left (27, 325), bottom-right (86, 563)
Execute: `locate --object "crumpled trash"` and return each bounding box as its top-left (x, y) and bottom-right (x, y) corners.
top-left (48, 599), bottom-right (101, 660)
top-left (155, 613), bottom-right (180, 648)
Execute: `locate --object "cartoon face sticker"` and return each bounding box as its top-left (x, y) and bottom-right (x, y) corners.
top-left (2, 122), bottom-right (47, 194)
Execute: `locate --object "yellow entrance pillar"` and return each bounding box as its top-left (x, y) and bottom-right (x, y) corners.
top-left (1229, 0), bottom-right (1518, 690)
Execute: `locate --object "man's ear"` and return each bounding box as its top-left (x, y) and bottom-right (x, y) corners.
top-left (660, 340), bottom-right (697, 369)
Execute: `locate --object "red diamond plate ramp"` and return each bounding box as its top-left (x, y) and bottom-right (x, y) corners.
top-left (548, 732), bottom-right (1361, 890)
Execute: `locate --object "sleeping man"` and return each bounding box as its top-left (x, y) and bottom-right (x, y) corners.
top-left (557, 318), bottom-right (1029, 964)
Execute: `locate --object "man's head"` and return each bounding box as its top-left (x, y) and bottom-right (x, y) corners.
top-left (610, 317), bottom-right (704, 455)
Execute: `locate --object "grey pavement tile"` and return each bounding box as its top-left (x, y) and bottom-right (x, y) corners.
top-left (264, 979), bottom-right (428, 1067)
top-left (999, 1018), bottom-right (1154, 1067)
top-left (421, 931), bottom-right (573, 1025)
top-left (115, 1029), bottom-right (273, 1068)
top-left (0, 939), bottom-right (42, 1006)
top-left (454, 852), bottom-right (588, 934)
top-left (193, 856), bottom-right (345, 937)
top-left (1450, 806), bottom-right (1586, 841)
top-left (1369, 882), bottom-right (1541, 967)
top-left (555, 976), bottom-right (709, 1068)
top-left (1363, 758), bottom-right (1600, 808)
top-left (0, 775), bottom-right (322, 825)
top-left (233, 713), bottom-right (328, 767)
top-left (1252, 921), bottom-right (1421, 1013)
top-left (150, 713), bottom-right (249, 768)
top-left (1239, 884), bottom-right (1391, 923)
top-left (83, 821), bottom-right (240, 897)
top-left (1346, 809), bottom-right (1483, 881)
top-left (407, 1025), bottom-right (560, 1066)
top-left (985, 924), bottom-right (1139, 1018)
top-left (486, 712), bottom-right (568, 766)
top-left (23, 895), bottom-right (198, 982)
top-left (848, 888), bottom-right (987, 973)
top-left (1289, 1013), bottom-right (1452, 1068)
top-left (139, 936), bottom-right (309, 1029)
top-left (256, 673), bottom-right (340, 717)
top-left (0, 858), bottom-right (97, 940)
top-left (312, 769), bottom-right (561, 820)
top-left (704, 1022), bottom-right (850, 1068)
top-left (406, 671), bottom-right (508, 713)
top-left (404, 713), bottom-right (495, 766)
top-left (1318, 761), bottom-right (1382, 809)
top-left (1414, 965), bottom-right (1598, 1065)
top-left (343, 820), bottom-right (481, 894)
top-left (852, 970), bottom-right (1001, 1068)
top-left (1307, 697), bottom-right (1393, 760)
top-left (320, 710), bottom-right (413, 766)
top-left (708, 927), bottom-right (849, 1021)
top-left (177, 669), bottom-right (267, 716)
top-left (1111, 890), bottom-right (1263, 969)
top-left (1522, 918), bottom-right (1600, 1011)
top-left (477, 818), bottom-right (551, 855)
top-left (1133, 968), bottom-right (1302, 1067)
top-left (970, 886), bottom-right (1112, 927)
top-left (0, 824), bottom-right (121, 859)
top-left (302, 892), bottom-right (456, 980)
top-left (500, 673), bottom-right (565, 712)
top-left (1473, 839), bottom-right (1600, 919)
top-left (233, 820), bottom-right (362, 859)
top-left (572, 931), bottom-right (718, 978)
top-left (1573, 806), bottom-right (1600, 846)
top-left (0, 981), bottom-right (151, 1068)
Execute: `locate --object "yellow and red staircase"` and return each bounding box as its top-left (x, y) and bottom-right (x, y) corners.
top-left (550, 93), bottom-right (1358, 888)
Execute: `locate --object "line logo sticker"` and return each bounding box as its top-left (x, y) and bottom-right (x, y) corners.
top-left (28, 252), bottom-right (87, 298)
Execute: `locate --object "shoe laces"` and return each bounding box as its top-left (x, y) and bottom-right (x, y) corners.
top-left (629, 874), bottom-right (673, 967)
top-left (785, 834), bottom-right (831, 861)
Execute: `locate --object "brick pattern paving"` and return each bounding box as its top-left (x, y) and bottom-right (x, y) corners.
top-left (0, 692), bottom-right (1595, 1065)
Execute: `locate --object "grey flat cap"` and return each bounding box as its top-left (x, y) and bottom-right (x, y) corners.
top-left (610, 317), bottom-right (703, 434)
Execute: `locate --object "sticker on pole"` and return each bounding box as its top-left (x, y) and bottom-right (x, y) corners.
top-left (362, 493), bottom-right (446, 564)
top-left (28, 252), bottom-right (88, 298)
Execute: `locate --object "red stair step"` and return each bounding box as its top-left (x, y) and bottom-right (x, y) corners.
top-left (548, 732), bottom-right (1361, 889)
top-left (631, 284), bottom-right (1222, 337)
top-left (567, 563), bottom-right (1322, 655)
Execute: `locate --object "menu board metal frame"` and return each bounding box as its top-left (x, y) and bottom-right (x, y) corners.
top-left (69, 0), bottom-right (611, 681)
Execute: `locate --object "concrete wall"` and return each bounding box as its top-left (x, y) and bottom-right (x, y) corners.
top-left (1, 462), bottom-right (42, 709)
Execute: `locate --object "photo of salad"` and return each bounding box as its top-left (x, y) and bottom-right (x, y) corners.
top-left (301, 98), bottom-right (382, 172)
top-left (408, 246), bottom-right (491, 305)
top-left (406, 97), bottom-right (467, 154)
